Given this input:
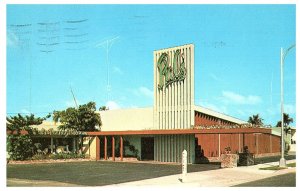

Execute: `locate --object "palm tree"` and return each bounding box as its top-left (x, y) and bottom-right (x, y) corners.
top-left (276, 113), bottom-right (294, 127)
top-left (248, 114), bottom-right (264, 126)
top-left (276, 113), bottom-right (293, 134)
top-left (283, 113), bottom-right (293, 127)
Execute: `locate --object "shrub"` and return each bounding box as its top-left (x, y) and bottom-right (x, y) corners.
top-left (128, 145), bottom-right (139, 157)
top-left (48, 153), bottom-right (86, 160)
top-left (7, 135), bottom-right (34, 160)
top-left (224, 146), bottom-right (231, 154)
top-left (284, 141), bottom-right (290, 153)
top-left (243, 146), bottom-right (249, 153)
top-left (77, 153), bottom-right (86, 158)
top-left (32, 154), bottom-right (47, 160)
top-left (6, 113), bottom-right (50, 160)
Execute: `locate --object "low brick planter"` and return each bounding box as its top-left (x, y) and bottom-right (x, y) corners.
top-left (105, 157), bottom-right (139, 162)
top-left (220, 154), bottom-right (238, 168)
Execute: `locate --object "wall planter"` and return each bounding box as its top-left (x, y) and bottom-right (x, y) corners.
top-left (220, 147), bottom-right (238, 168)
top-left (220, 154), bottom-right (239, 168)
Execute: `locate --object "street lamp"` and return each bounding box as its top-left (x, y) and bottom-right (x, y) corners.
top-left (279, 44), bottom-right (295, 167)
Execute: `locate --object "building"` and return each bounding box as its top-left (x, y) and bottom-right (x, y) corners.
top-left (15, 44), bottom-right (281, 163)
top-left (272, 127), bottom-right (296, 152)
top-left (84, 44), bottom-right (281, 163)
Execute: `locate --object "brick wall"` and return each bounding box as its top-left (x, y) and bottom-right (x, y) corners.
top-left (194, 111), bottom-right (236, 126)
top-left (195, 130), bottom-right (280, 159)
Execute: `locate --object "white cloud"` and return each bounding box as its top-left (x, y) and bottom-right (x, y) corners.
top-left (267, 107), bottom-right (277, 116)
top-left (133, 86), bottom-right (153, 98)
top-left (221, 91), bottom-right (262, 105)
top-left (20, 109), bottom-right (30, 114)
top-left (112, 66), bottom-right (123, 75)
top-left (65, 100), bottom-right (81, 108)
top-left (7, 30), bottom-right (19, 47)
top-left (236, 109), bottom-right (247, 116)
top-left (209, 73), bottom-right (222, 82)
top-left (139, 87), bottom-right (153, 98)
top-left (284, 104), bottom-right (295, 114)
top-left (106, 101), bottom-right (120, 110)
top-left (267, 103), bottom-right (295, 115)
top-left (199, 101), bottom-right (228, 114)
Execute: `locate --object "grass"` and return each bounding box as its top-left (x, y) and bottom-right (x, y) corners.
top-left (254, 154), bottom-right (296, 164)
top-left (7, 161), bottom-right (220, 186)
top-left (259, 166), bottom-right (287, 170)
top-left (259, 162), bottom-right (296, 170)
top-left (287, 162), bottom-right (296, 167)
top-left (233, 172), bottom-right (296, 187)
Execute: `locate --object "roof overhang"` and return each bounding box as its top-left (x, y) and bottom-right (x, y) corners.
top-left (86, 128), bottom-right (271, 136)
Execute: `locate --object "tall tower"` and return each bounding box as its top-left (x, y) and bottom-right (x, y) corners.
top-left (154, 44), bottom-right (195, 130)
top-left (153, 44), bottom-right (195, 163)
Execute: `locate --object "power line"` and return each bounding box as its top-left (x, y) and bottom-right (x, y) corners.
top-left (65, 19), bottom-right (88, 23)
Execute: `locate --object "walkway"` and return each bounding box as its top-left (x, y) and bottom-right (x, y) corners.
top-left (107, 159), bottom-right (296, 187)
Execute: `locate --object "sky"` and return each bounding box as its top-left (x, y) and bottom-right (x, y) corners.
top-left (6, 4), bottom-right (296, 126)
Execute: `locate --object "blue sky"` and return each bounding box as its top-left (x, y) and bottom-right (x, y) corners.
top-left (6, 4), bottom-right (296, 126)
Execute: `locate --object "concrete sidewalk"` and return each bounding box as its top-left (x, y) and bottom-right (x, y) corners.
top-left (106, 159), bottom-right (296, 187)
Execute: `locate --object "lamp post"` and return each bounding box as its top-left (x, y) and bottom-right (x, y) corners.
top-left (279, 44), bottom-right (295, 167)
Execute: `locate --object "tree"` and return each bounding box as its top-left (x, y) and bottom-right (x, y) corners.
top-left (283, 113), bottom-right (294, 127)
top-left (99, 106), bottom-right (109, 111)
top-left (248, 114), bottom-right (264, 126)
top-left (6, 113), bottom-right (49, 134)
top-left (53, 101), bottom-right (102, 131)
top-left (276, 113), bottom-right (293, 133)
top-left (6, 114), bottom-right (50, 160)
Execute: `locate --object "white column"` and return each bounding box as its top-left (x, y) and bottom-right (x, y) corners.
top-left (190, 45), bottom-right (195, 127)
top-left (73, 137), bottom-right (76, 153)
top-left (238, 133), bottom-right (241, 152)
top-left (181, 150), bottom-right (188, 182)
top-left (279, 47), bottom-right (286, 167)
top-left (51, 137), bottom-right (54, 153)
top-left (218, 134), bottom-right (221, 158)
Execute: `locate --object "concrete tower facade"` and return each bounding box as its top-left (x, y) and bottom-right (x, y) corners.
top-left (153, 44), bottom-right (195, 163)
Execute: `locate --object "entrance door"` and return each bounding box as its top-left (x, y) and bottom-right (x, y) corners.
top-left (141, 137), bottom-right (154, 160)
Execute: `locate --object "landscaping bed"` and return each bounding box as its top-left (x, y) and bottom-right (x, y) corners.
top-left (8, 158), bottom-right (92, 165)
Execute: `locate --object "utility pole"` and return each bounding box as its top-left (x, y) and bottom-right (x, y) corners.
top-left (70, 86), bottom-right (78, 109)
top-left (279, 47), bottom-right (285, 167)
top-left (279, 44), bottom-right (295, 167)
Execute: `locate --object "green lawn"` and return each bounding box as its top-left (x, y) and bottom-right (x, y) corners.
top-left (233, 172), bottom-right (296, 187)
top-left (254, 154), bottom-right (296, 164)
top-left (259, 162), bottom-right (296, 170)
top-left (7, 161), bottom-right (220, 186)
top-left (287, 162), bottom-right (296, 167)
top-left (259, 166), bottom-right (287, 170)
